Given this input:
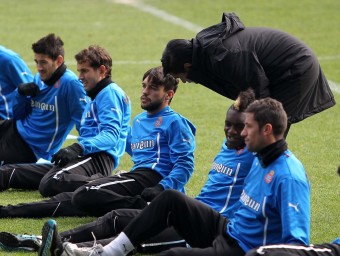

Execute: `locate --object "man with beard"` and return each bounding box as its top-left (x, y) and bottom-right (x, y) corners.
top-left (0, 33), bottom-right (86, 164)
top-left (0, 66), bottom-right (196, 219)
top-left (34, 89), bottom-right (255, 255)
top-left (67, 66), bottom-right (196, 215)
top-left (39, 98), bottom-right (310, 256)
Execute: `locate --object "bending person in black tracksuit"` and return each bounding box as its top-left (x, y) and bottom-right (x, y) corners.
top-left (161, 12), bottom-right (336, 136)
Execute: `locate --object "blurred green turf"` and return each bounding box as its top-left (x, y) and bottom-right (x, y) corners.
top-left (0, 0), bottom-right (339, 255)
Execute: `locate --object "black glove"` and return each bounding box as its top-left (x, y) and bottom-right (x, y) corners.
top-left (18, 82), bottom-right (40, 97)
top-left (51, 143), bottom-right (83, 167)
top-left (141, 184), bottom-right (164, 202)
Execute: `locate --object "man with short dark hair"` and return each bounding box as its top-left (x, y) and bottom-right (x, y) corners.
top-left (0, 45), bottom-right (131, 197)
top-left (0, 66), bottom-right (195, 220)
top-left (0, 90), bottom-right (255, 254)
top-left (39, 97), bottom-right (310, 256)
top-left (0, 33), bottom-right (86, 165)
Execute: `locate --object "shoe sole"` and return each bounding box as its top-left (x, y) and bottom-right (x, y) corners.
top-left (39, 219), bottom-right (57, 256)
top-left (0, 232), bottom-right (40, 251)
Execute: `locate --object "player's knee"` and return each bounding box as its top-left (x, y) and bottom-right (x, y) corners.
top-left (71, 186), bottom-right (91, 210)
top-left (161, 189), bottom-right (186, 203)
top-left (39, 175), bottom-right (62, 197)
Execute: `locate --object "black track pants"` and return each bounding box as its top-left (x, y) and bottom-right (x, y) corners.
top-left (123, 190), bottom-right (244, 256)
top-left (61, 208), bottom-right (186, 254)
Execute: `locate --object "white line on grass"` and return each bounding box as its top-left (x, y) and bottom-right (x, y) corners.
top-left (113, 0), bottom-right (203, 32)
top-left (329, 81), bottom-right (340, 94)
top-left (111, 0), bottom-right (340, 94)
top-left (318, 55), bottom-right (340, 61)
top-left (112, 0), bottom-right (340, 63)
top-left (25, 0), bottom-right (340, 94)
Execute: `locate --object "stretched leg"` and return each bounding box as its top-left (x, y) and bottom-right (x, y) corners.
top-left (246, 243), bottom-right (340, 256)
top-left (158, 235), bottom-right (244, 256)
top-left (39, 152), bottom-right (114, 197)
top-left (61, 208), bottom-right (185, 254)
top-left (98, 190), bottom-right (235, 256)
top-left (0, 163), bottom-right (51, 191)
top-left (0, 192), bottom-right (87, 218)
top-left (71, 169), bottom-right (162, 216)
top-left (39, 191), bottom-right (230, 256)
top-left (60, 209), bottom-right (141, 243)
top-left (124, 190), bottom-right (226, 248)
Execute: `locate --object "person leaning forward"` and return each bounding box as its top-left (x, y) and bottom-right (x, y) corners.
top-left (161, 12), bottom-right (336, 136)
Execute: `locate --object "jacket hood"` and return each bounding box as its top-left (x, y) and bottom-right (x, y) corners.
top-left (220, 12), bottom-right (245, 39)
top-left (194, 12), bottom-right (245, 49)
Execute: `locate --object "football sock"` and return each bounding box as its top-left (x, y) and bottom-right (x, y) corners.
top-left (101, 232), bottom-right (134, 256)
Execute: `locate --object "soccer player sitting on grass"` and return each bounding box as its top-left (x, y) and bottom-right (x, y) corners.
top-left (241, 164), bottom-right (340, 256)
top-left (0, 79), bottom-right (256, 255)
top-left (0, 66), bottom-right (196, 219)
top-left (0, 45), bottom-right (131, 197)
top-left (0, 33), bottom-right (86, 165)
top-left (39, 97), bottom-right (311, 256)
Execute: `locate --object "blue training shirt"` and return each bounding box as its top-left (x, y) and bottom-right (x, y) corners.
top-left (0, 46), bottom-right (33, 119)
top-left (14, 69), bottom-right (86, 161)
top-left (195, 139), bottom-right (254, 219)
top-left (126, 106), bottom-right (196, 192)
top-left (78, 82), bottom-right (131, 169)
top-left (227, 150), bottom-right (310, 253)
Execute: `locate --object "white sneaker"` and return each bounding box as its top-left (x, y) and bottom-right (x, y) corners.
top-left (61, 242), bottom-right (104, 256)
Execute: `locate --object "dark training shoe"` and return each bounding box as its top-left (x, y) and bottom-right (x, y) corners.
top-left (39, 219), bottom-right (63, 256)
top-left (0, 231), bottom-right (42, 251)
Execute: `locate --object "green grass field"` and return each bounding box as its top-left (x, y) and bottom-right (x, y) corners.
top-left (0, 0), bottom-right (339, 255)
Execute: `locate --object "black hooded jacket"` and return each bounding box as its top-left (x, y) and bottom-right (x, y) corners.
top-left (188, 12), bottom-right (335, 123)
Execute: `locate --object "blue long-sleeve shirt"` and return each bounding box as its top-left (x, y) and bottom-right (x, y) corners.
top-left (14, 69), bottom-right (86, 160)
top-left (126, 106), bottom-right (196, 192)
top-left (0, 46), bottom-right (33, 119)
top-left (195, 140), bottom-right (254, 218)
top-left (227, 150), bottom-right (310, 252)
top-left (78, 82), bottom-right (131, 169)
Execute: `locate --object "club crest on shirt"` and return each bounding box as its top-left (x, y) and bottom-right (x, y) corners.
top-left (54, 80), bottom-right (61, 88)
top-left (155, 117), bottom-right (162, 127)
top-left (236, 148), bottom-right (245, 154)
top-left (264, 170), bottom-right (275, 184)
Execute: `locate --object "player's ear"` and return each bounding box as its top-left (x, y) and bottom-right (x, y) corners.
top-left (166, 90), bottom-right (175, 101)
top-left (263, 123), bottom-right (273, 136)
top-left (99, 65), bottom-right (107, 76)
top-left (56, 55), bottom-right (64, 65)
